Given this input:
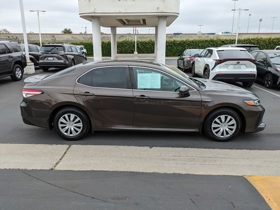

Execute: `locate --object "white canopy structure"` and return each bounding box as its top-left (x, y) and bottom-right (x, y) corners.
top-left (78, 0), bottom-right (180, 64)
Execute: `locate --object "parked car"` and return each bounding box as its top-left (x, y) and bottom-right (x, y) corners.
top-left (221, 44), bottom-right (260, 52)
top-left (274, 46), bottom-right (280, 50)
top-left (20, 44), bottom-right (40, 68)
top-left (192, 47), bottom-right (257, 87)
top-left (75, 45), bottom-right (87, 60)
top-left (38, 44), bottom-right (87, 71)
top-left (0, 41), bottom-right (27, 81)
top-left (216, 31), bottom-right (234, 35)
top-left (20, 60), bottom-right (265, 142)
top-left (77, 45), bottom-right (87, 55)
top-left (177, 49), bottom-right (203, 71)
top-left (251, 50), bottom-right (280, 88)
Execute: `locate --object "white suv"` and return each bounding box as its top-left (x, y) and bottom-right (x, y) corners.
top-left (192, 47), bottom-right (257, 87)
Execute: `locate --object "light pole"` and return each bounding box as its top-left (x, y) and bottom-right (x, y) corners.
top-left (233, 8), bottom-right (249, 44)
top-left (271, 17), bottom-right (277, 33)
top-left (258, 19), bottom-right (263, 33)
top-left (247, 14), bottom-right (252, 33)
top-left (19, 0), bottom-right (35, 74)
top-left (198, 24), bottom-right (203, 32)
top-left (30, 10), bottom-right (46, 47)
top-left (231, 0), bottom-right (238, 33)
top-left (133, 27), bottom-right (138, 55)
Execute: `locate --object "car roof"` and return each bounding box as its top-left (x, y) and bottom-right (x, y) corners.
top-left (94, 59), bottom-right (162, 66)
top-left (42, 44), bottom-right (73, 47)
top-left (206, 47), bottom-right (248, 51)
top-left (222, 44), bottom-right (259, 47)
top-left (253, 50), bottom-right (280, 53)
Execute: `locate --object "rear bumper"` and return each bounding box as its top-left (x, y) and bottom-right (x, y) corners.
top-left (212, 73), bottom-right (256, 83)
top-left (39, 60), bottom-right (69, 69)
top-left (20, 100), bottom-right (50, 128)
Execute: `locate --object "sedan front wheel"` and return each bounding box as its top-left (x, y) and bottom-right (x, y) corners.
top-left (204, 108), bottom-right (241, 141)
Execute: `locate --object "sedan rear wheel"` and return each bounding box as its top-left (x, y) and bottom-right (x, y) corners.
top-left (264, 73), bottom-right (274, 88)
top-left (204, 108), bottom-right (241, 141)
top-left (54, 108), bottom-right (89, 140)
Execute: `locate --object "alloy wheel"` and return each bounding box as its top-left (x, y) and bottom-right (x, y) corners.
top-left (211, 114), bottom-right (237, 138)
top-left (58, 113), bottom-right (83, 137)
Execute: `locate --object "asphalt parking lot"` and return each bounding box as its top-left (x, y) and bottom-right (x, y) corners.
top-left (0, 60), bottom-right (279, 210)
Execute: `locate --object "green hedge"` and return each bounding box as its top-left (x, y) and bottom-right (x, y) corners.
top-left (71, 37), bottom-right (280, 57)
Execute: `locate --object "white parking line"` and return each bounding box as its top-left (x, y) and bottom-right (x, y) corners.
top-left (253, 85), bottom-right (280, 98)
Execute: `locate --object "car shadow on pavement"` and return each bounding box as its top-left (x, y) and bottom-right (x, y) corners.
top-left (4, 125), bottom-right (278, 151)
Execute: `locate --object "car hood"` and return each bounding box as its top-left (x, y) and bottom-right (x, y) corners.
top-left (196, 78), bottom-right (257, 98)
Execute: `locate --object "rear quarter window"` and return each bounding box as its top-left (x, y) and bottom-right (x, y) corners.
top-left (78, 67), bottom-right (129, 89)
top-left (217, 50), bottom-right (253, 59)
top-left (0, 44), bottom-right (10, 54)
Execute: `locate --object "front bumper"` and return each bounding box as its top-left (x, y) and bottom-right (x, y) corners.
top-left (244, 105), bottom-right (266, 133)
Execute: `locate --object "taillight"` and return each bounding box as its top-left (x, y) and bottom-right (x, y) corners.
top-left (22, 88), bottom-right (43, 98)
top-left (214, 59), bottom-right (226, 65)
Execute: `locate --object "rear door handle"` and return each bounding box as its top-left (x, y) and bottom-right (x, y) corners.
top-left (79, 91), bottom-right (94, 96)
top-left (135, 95), bottom-right (150, 98)
top-left (135, 95), bottom-right (150, 101)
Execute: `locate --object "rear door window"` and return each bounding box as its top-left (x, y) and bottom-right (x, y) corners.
top-left (78, 67), bottom-right (129, 89)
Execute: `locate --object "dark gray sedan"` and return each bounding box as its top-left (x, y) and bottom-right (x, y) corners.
top-left (20, 60), bottom-right (265, 141)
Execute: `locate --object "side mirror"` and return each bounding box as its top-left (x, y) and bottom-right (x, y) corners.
top-left (179, 86), bottom-right (190, 97)
top-left (193, 54), bottom-right (199, 57)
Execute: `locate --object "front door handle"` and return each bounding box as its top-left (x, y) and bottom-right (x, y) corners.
top-left (79, 91), bottom-right (94, 96)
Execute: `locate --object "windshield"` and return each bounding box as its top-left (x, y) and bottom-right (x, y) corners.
top-left (268, 53), bottom-right (280, 65)
top-left (162, 64), bottom-right (201, 88)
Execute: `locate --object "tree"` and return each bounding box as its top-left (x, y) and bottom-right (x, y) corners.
top-left (61, 28), bottom-right (73, 34)
top-left (0, 28), bottom-right (11, 33)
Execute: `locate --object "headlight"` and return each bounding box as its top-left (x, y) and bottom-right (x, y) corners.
top-left (244, 99), bottom-right (261, 106)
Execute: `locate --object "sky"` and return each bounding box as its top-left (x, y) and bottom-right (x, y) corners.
top-left (0, 0), bottom-right (279, 34)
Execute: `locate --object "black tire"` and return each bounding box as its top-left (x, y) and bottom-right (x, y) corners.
top-left (69, 59), bottom-right (75, 67)
top-left (204, 108), bottom-right (241, 141)
top-left (10, 64), bottom-right (23, 81)
top-left (203, 66), bottom-right (210, 79)
top-left (242, 81), bottom-right (254, 88)
top-left (42, 67), bottom-right (49, 72)
top-left (264, 73), bottom-right (274, 88)
top-left (191, 64), bottom-right (197, 77)
top-left (53, 107), bottom-right (90, 141)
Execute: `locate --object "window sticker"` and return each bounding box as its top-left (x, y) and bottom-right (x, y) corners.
top-left (137, 73), bottom-right (161, 89)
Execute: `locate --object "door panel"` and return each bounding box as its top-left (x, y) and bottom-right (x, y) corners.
top-left (74, 84), bottom-right (134, 129)
top-left (74, 66), bottom-right (134, 129)
top-left (131, 67), bottom-right (202, 130)
top-left (133, 89), bottom-right (202, 130)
